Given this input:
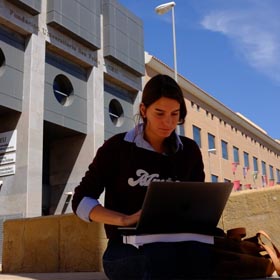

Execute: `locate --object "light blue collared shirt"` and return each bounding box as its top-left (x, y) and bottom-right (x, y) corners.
top-left (76, 124), bottom-right (183, 222)
top-left (124, 123), bottom-right (183, 154)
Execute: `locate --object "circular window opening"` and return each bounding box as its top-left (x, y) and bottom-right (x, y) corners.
top-left (0, 48), bottom-right (6, 76)
top-left (53, 74), bottom-right (74, 106)
top-left (109, 99), bottom-right (124, 127)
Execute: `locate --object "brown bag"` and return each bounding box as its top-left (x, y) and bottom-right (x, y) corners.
top-left (211, 227), bottom-right (280, 279)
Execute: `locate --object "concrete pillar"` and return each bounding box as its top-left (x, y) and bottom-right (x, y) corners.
top-left (55, 53), bottom-right (105, 214)
top-left (17, 32), bottom-right (46, 217)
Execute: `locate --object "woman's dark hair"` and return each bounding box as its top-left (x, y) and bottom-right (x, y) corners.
top-left (140, 74), bottom-right (187, 124)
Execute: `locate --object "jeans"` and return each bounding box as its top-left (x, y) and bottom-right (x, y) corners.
top-left (102, 239), bottom-right (216, 280)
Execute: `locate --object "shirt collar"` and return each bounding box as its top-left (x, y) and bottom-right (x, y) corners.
top-left (124, 123), bottom-right (183, 153)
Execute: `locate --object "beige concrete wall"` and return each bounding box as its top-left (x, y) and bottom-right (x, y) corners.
top-left (2, 214), bottom-right (107, 273)
top-left (219, 185), bottom-right (280, 249)
top-left (2, 186), bottom-right (280, 273)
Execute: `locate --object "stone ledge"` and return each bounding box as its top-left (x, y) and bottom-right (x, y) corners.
top-left (2, 186), bottom-right (280, 274)
top-left (220, 185), bottom-right (280, 249)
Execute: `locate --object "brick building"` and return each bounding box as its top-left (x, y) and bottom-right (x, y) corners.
top-left (145, 53), bottom-right (280, 189)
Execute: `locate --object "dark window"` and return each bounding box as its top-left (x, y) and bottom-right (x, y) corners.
top-left (243, 152), bottom-right (249, 168)
top-left (192, 125), bottom-right (201, 148)
top-left (211, 174), bottom-right (218, 182)
top-left (109, 99), bottom-right (124, 127)
top-left (221, 140), bottom-right (228, 160)
top-left (261, 161), bottom-right (267, 176)
top-left (233, 146), bottom-right (239, 163)
top-left (208, 133), bottom-right (215, 150)
top-left (276, 169), bottom-right (280, 183)
top-left (53, 74), bottom-right (74, 106)
top-left (253, 156), bottom-right (258, 172)
top-left (0, 48), bottom-right (6, 76)
top-left (269, 165), bottom-right (274, 180)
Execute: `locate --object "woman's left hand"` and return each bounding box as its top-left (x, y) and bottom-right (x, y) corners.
top-left (122, 209), bottom-right (142, 226)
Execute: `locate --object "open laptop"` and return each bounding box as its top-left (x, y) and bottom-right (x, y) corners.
top-left (119, 181), bottom-right (233, 236)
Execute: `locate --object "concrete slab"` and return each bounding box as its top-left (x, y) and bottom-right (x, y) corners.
top-left (0, 272), bottom-right (279, 280)
top-left (0, 272), bottom-right (108, 280)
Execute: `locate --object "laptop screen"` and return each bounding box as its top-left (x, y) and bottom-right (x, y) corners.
top-left (135, 181), bottom-right (233, 235)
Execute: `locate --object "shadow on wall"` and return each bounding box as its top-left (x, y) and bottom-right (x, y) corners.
top-left (43, 121), bottom-right (86, 215)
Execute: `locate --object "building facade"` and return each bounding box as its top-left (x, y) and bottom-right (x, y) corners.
top-left (0, 0), bottom-right (280, 263)
top-left (0, 0), bottom-right (145, 260)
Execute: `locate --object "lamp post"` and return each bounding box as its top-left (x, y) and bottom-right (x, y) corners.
top-left (208, 148), bottom-right (216, 182)
top-left (155, 2), bottom-right (177, 82)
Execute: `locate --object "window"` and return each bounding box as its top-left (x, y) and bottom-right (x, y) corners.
top-left (0, 48), bottom-right (6, 76)
top-left (208, 133), bottom-right (215, 150)
top-left (221, 140), bottom-right (228, 160)
top-left (53, 74), bottom-right (74, 106)
top-left (269, 165), bottom-right (274, 180)
top-left (211, 174), bottom-right (218, 182)
top-left (233, 146), bottom-right (239, 163)
top-left (253, 157), bottom-right (258, 172)
top-left (261, 161), bottom-right (267, 176)
top-left (277, 169), bottom-right (280, 184)
top-left (192, 125), bottom-right (201, 148)
top-left (261, 161), bottom-right (267, 187)
top-left (109, 99), bottom-right (124, 127)
top-left (243, 152), bottom-right (249, 168)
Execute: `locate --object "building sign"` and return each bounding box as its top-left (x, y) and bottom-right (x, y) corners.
top-left (0, 164), bottom-right (16, 177)
top-left (104, 58), bottom-right (142, 91)
top-left (0, 130), bottom-right (17, 154)
top-left (0, 130), bottom-right (17, 177)
top-left (0, 152), bottom-right (16, 165)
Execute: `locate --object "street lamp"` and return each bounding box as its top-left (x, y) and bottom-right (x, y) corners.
top-left (208, 148), bottom-right (217, 154)
top-left (208, 148), bottom-right (216, 182)
top-left (155, 2), bottom-right (177, 81)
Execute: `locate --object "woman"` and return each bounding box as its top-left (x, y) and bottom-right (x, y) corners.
top-left (72, 74), bottom-right (213, 279)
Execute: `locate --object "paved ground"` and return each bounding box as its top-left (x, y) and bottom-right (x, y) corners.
top-left (0, 272), bottom-right (279, 280)
top-left (0, 272), bottom-right (108, 280)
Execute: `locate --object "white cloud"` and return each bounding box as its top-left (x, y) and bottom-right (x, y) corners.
top-left (200, 2), bottom-right (280, 83)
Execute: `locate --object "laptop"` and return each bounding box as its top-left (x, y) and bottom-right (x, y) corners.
top-left (119, 181), bottom-right (233, 236)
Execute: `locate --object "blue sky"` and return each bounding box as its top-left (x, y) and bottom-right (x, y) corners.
top-left (118, 0), bottom-right (280, 141)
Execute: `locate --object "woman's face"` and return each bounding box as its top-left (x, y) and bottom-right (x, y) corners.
top-left (140, 97), bottom-right (180, 139)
